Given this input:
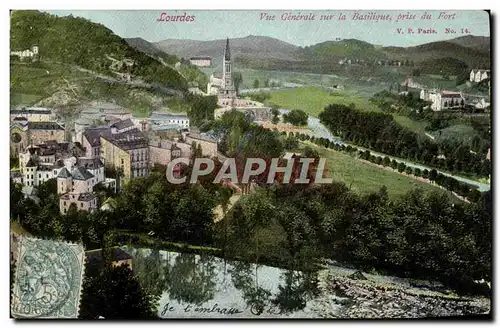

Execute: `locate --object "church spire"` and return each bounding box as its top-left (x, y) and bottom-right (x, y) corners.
top-left (224, 37), bottom-right (231, 61)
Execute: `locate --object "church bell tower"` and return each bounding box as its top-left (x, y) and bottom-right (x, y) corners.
top-left (220, 38), bottom-right (236, 99)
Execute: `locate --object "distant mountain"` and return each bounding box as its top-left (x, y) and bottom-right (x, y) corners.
top-left (299, 39), bottom-right (385, 62)
top-left (152, 35), bottom-right (301, 68)
top-left (125, 37), bottom-right (180, 65)
top-left (382, 39), bottom-right (490, 69)
top-left (418, 57), bottom-right (469, 76)
top-left (447, 35), bottom-right (490, 53)
top-left (10, 10), bottom-right (187, 90)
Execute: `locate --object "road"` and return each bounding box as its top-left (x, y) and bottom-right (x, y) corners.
top-left (279, 109), bottom-right (490, 192)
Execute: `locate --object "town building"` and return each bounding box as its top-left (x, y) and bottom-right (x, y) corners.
top-left (18, 141), bottom-right (87, 187)
top-left (10, 107), bottom-right (55, 122)
top-left (189, 56), bottom-right (212, 67)
top-left (148, 112), bottom-right (190, 130)
top-left (470, 69), bottom-right (490, 83)
top-left (100, 129), bottom-right (149, 182)
top-left (184, 133), bottom-right (218, 158)
top-left (10, 119), bottom-right (66, 157)
top-left (57, 166), bottom-right (99, 214)
top-left (148, 134), bottom-right (191, 167)
top-left (420, 89), bottom-right (465, 111)
top-left (80, 102), bottom-right (133, 122)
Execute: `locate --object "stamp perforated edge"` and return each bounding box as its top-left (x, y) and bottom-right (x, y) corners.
top-left (10, 235), bottom-right (87, 319)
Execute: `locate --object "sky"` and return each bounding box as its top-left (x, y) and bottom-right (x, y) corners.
top-left (46, 10), bottom-right (490, 47)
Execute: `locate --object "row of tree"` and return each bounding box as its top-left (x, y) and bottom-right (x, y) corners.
top-left (318, 104), bottom-right (491, 178)
top-left (285, 131), bottom-right (483, 203)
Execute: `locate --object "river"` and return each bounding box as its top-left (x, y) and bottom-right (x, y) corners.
top-left (122, 247), bottom-right (489, 319)
top-left (278, 109), bottom-right (490, 192)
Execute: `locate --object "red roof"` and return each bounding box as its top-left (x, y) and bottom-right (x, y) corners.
top-left (441, 90), bottom-right (461, 95)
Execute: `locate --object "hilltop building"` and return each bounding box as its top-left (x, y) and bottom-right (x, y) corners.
top-left (189, 56), bottom-right (212, 67)
top-left (470, 69), bottom-right (490, 83)
top-left (11, 45), bottom-right (39, 61)
top-left (420, 89), bottom-right (465, 111)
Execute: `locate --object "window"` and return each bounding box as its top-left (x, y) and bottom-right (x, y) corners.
top-left (64, 201), bottom-right (66, 205)
top-left (81, 203), bottom-right (83, 208)
top-left (46, 174), bottom-right (48, 179)
top-left (121, 158), bottom-right (124, 165)
top-left (64, 208), bottom-right (67, 213)
top-left (51, 131), bottom-right (54, 136)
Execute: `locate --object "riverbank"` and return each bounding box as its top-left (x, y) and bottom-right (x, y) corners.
top-left (314, 270), bottom-right (491, 319)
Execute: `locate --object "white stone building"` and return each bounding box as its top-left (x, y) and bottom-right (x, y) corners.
top-left (420, 89), bottom-right (465, 111)
top-left (470, 69), bottom-right (490, 83)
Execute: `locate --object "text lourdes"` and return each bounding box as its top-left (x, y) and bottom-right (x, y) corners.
top-left (161, 303), bottom-right (243, 316)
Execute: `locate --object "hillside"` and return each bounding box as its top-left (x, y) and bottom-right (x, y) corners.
top-left (10, 10), bottom-right (188, 90)
top-left (153, 34), bottom-right (489, 76)
top-left (447, 35), bottom-right (491, 53)
top-left (418, 57), bottom-right (469, 76)
top-left (299, 39), bottom-right (385, 62)
top-left (125, 37), bottom-right (179, 65)
top-left (382, 40), bottom-right (490, 69)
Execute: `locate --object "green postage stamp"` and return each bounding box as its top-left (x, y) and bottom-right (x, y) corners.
top-left (11, 237), bottom-right (85, 319)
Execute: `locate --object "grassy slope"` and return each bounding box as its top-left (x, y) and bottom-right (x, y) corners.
top-left (305, 143), bottom-right (457, 201)
top-left (268, 86), bottom-right (430, 135)
top-left (268, 86), bottom-right (380, 116)
top-left (11, 61), bottom-right (175, 117)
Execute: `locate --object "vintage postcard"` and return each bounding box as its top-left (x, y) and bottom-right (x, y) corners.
top-left (9, 9), bottom-right (491, 319)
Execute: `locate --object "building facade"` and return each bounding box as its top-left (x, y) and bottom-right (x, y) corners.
top-left (189, 56), bottom-right (212, 67)
top-left (420, 89), bottom-right (465, 111)
top-left (10, 107), bottom-right (55, 122)
top-left (470, 69), bottom-right (490, 83)
top-left (100, 129), bottom-right (150, 182)
top-left (57, 166), bottom-right (99, 214)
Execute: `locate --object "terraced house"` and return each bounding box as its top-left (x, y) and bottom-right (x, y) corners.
top-left (100, 129), bottom-right (149, 182)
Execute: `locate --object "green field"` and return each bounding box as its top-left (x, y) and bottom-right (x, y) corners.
top-left (305, 143), bottom-right (458, 201)
top-left (268, 86), bottom-right (381, 116)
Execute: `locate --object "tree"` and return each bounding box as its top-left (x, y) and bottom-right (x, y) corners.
top-left (271, 107), bottom-right (280, 125)
top-left (283, 110), bottom-right (308, 126)
top-left (412, 68), bottom-right (421, 77)
top-left (232, 71), bottom-right (243, 95)
top-left (397, 162), bottom-right (406, 173)
top-left (79, 262), bottom-right (158, 319)
top-left (253, 79), bottom-right (260, 89)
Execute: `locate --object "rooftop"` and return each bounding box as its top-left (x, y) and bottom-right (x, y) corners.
top-left (149, 112), bottom-right (189, 121)
top-left (11, 107), bottom-right (52, 115)
top-left (111, 118), bottom-right (135, 130)
top-left (77, 157), bottom-right (104, 169)
top-left (71, 166), bottom-right (95, 181)
top-left (83, 127), bottom-right (112, 147)
top-left (28, 121), bottom-right (64, 131)
top-left (102, 129), bottom-right (149, 151)
top-left (190, 56), bottom-right (212, 60)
